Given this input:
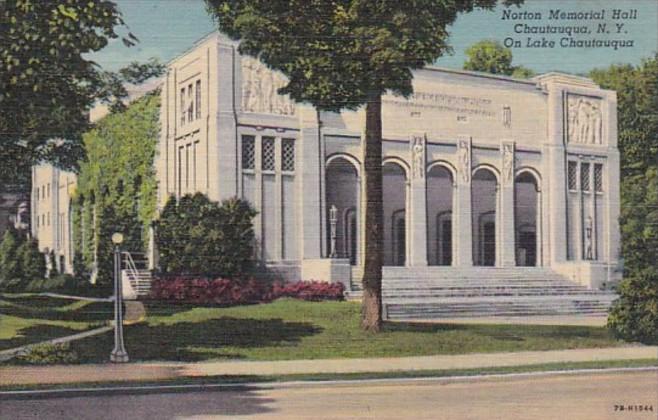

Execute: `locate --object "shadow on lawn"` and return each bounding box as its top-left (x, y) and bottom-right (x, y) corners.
top-left (0, 301), bottom-right (116, 323)
top-left (0, 325), bottom-right (82, 351)
top-left (73, 317), bottom-right (322, 363)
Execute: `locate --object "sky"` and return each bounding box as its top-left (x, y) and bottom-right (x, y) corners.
top-left (91, 0), bottom-right (658, 76)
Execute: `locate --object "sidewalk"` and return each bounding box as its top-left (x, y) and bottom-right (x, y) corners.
top-left (1, 346), bottom-right (656, 387)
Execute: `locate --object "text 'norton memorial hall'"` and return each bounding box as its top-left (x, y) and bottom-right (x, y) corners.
top-left (155, 32), bottom-right (620, 317)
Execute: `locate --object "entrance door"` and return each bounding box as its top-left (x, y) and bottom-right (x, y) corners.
top-left (392, 210), bottom-right (406, 266)
top-left (482, 221), bottom-right (496, 266)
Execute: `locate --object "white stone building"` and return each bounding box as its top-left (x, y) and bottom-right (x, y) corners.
top-left (156, 31), bottom-right (621, 306)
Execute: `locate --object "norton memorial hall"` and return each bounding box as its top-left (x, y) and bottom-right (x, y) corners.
top-left (156, 32), bottom-right (621, 308)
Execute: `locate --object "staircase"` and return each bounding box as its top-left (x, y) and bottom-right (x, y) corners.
top-left (121, 252), bottom-right (153, 299)
top-left (351, 267), bottom-right (618, 320)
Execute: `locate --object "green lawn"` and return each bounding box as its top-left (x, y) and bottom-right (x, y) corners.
top-left (0, 294), bottom-right (113, 351)
top-left (64, 299), bottom-right (626, 364)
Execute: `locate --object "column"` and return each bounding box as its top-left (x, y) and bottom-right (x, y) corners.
top-left (546, 87), bottom-right (568, 264)
top-left (499, 141), bottom-right (516, 267)
top-left (455, 136), bottom-right (473, 267)
top-left (298, 105), bottom-right (323, 259)
top-left (409, 133), bottom-right (427, 266)
top-left (215, 44), bottom-right (238, 201)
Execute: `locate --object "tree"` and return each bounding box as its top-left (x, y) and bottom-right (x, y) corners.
top-left (155, 194), bottom-right (257, 279)
top-left (0, 1), bottom-right (165, 191)
top-left (463, 39), bottom-right (534, 78)
top-left (591, 54), bottom-right (658, 343)
top-left (205, 0), bottom-right (523, 331)
top-left (0, 228), bottom-right (23, 284)
top-left (19, 237), bottom-right (47, 280)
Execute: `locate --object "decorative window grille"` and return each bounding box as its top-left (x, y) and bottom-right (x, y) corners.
top-left (195, 80), bottom-right (201, 120)
top-left (241, 135), bottom-right (255, 170)
top-left (262, 137), bottom-right (275, 171)
top-left (281, 138), bottom-right (295, 172)
top-left (594, 163), bottom-right (603, 192)
top-left (180, 88), bottom-right (185, 125)
top-left (568, 161), bottom-right (578, 191)
top-left (581, 162), bottom-right (591, 192)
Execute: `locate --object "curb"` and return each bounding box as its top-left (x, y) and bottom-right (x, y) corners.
top-left (1, 366), bottom-right (655, 399)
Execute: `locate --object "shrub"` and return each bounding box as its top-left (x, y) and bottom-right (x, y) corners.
top-left (15, 342), bottom-right (79, 365)
top-left (19, 237), bottom-right (47, 280)
top-left (608, 268), bottom-right (658, 344)
top-left (149, 278), bottom-right (344, 305)
top-left (155, 194), bottom-right (257, 279)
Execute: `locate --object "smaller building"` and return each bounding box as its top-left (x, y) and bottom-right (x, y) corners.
top-left (31, 165), bottom-right (77, 274)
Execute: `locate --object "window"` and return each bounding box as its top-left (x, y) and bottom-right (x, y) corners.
top-left (187, 84), bottom-right (193, 122)
top-left (47, 183), bottom-right (50, 198)
top-left (262, 137), bottom-right (275, 171)
top-left (594, 163), bottom-right (603, 193)
top-left (177, 145), bottom-right (183, 196)
top-left (47, 212), bottom-right (50, 226)
top-left (195, 80), bottom-right (201, 120)
top-left (281, 138), bottom-right (295, 172)
top-left (581, 162), bottom-right (590, 192)
top-left (180, 88), bottom-right (185, 125)
top-left (241, 135), bottom-right (255, 170)
top-left (36, 214), bottom-right (40, 228)
top-left (185, 144), bottom-right (190, 192)
top-left (568, 161), bottom-right (578, 191)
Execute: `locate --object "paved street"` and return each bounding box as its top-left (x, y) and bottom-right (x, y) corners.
top-left (2, 370), bottom-right (656, 419)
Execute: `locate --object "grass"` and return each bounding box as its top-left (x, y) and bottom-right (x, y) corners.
top-left (2, 359), bottom-right (656, 392)
top-left (0, 294), bottom-right (114, 351)
top-left (56, 299), bottom-right (629, 364)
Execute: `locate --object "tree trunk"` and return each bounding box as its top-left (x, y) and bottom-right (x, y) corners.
top-left (361, 93), bottom-right (383, 332)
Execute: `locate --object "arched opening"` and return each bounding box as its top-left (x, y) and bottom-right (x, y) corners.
top-left (383, 161), bottom-right (407, 266)
top-left (427, 164), bottom-right (454, 266)
top-left (325, 157), bottom-right (359, 264)
top-left (472, 168), bottom-right (498, 266)
top-left (515, 171), bottom-right (540, 267)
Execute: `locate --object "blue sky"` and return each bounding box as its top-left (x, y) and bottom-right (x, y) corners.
top-left (91, 0), bottom-right (657, 75)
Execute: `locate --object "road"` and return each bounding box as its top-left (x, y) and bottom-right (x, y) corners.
top-left (2, 370), bottom-right (656, 419)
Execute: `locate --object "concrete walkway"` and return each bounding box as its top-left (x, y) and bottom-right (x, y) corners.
top-left (1, 346), bottom-right (655, 387)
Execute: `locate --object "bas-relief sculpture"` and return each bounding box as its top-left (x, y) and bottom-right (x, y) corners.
top-left (458, 139), bottom-right (471, 183)
top-left (241, 57), bottom-right (296, 116)
top-left (567, 95), bottom-right (603, 145)
top-left (502, 143), bottom-right (514, 183)
top-left (411, 134), bottom-right (426, 180)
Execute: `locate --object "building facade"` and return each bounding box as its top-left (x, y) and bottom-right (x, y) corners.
top-left (156, 33), bottom-right (621, 291)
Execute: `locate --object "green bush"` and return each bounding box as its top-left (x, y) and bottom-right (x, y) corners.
top-left (15, 342), bottom-right (79, 365)
top-left (156, 194), bottom-right (257, 278)
top-left (19, 237), bottom-right (47, 280)
top-left (0, 228), bottom-right (23, 286)
top-left (608, 268), bottom-right (658, 344)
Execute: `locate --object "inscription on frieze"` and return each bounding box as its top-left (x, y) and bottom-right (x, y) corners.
top-left (384, 91), bottom-right (495, 118)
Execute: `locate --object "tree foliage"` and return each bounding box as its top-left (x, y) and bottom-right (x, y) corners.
top-left (591, 54), bottom-right (658, 344)
top-left (0, 1), bottom-right (165, 190)
top-left (0, 228), bottom-right (22, 284)
top-left (206, 0), bottom-right (523, 331)
top-left (19, 237), bottom-right (46, 280)
top-left (463, 39), bottom-right (534, 78)
top-left (155, 194), bottom-right (257, 279)
top-left (72, 92), bottom-right (161, 287)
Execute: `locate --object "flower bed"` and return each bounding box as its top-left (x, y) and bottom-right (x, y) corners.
top-left (149, 277), bottom-right (344, 305)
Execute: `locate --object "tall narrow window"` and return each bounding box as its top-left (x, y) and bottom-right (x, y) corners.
top-left (193, 141), bottom-right (199, 190)
top-left (594, 163), bottom-right (603, 193)
top-left (195, 80), bottom-right (201, 120)
top-left (567, 161), bottom-right (578, 191)
top-left (177, 146), bottom-right (183, 196)
top-left (281, 138), bottom-right (295, 172)
top-left (180, 88), bottom-right (185, 125)
top-left (187, 84), bottom-right (193, 122)
top-left (185, 144), bottom-right (191, 192)
top-left (241, 135), bottom-right (255, 170)
top-left (581, 162), bottom-right (590, 192)
top-left (262, 137), bottom-right (275, 171)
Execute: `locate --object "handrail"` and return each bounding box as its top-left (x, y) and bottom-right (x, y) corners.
top-left (121, 251), bottom-right (141, 284)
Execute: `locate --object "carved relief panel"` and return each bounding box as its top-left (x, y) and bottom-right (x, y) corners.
top-left (457, 138), bottom-right (471, 183)
top-left (567, 94), bottom-right (603, 145)
top-left (411, 133), bottom-right (426, 180)
top-left (241, 57), bottom-right (296, 116)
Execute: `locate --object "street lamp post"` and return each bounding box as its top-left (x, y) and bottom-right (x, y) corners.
top-left (110, 232), bottom-right (129, 363)
top-left (329, 205), bottom-right (338, 258)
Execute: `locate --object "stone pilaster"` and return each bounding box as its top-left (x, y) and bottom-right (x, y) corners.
top-left (409, 133), bottom-right (427, 266)
top-left (546, 87), bottom-right (568, 264)
top-left (299, 105), bottom-right (323, 259)
top-left (499, 141), bottom-right (516, 267)
top-left (215, 44), bottom-right (238, 201)
top-left (455, 136), bottom-right (473, 267)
